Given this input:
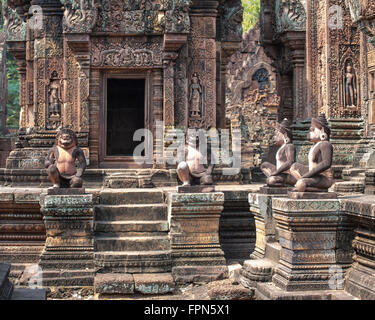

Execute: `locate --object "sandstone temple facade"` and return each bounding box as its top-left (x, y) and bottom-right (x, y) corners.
top-left (1, 0), bottom-right (375, 301)
top-left (2, 0), bottom-right (244, 185)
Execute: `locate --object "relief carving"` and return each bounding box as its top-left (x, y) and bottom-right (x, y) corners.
top-left (219, 0), bottom-right (244, 42)
top-left (61, 0), bottom-right (100, 33)
top-left (91, 37), bottom-right (162, 67)
top-left (276, 0), bottom-right (306, 33)
top-left (3, 1), bottom-right (26, 42)
top-left (46, 71), bottom-right (63, 130)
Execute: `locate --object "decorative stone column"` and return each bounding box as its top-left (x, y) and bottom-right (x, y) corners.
top-left (168, 192), bottom-right (228, 284)
top-left (0, 32), bottom-right (8, 134)
top-left (256, 197), bottom-right (353, 297)
top-left (39, 190), bottom-right (94, 287)
top-left (282, 32), bottom-right (307, 121)
top-left (342, 197), bottom-right (375, 300)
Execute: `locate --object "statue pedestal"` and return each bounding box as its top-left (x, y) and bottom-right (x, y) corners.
top-left (342, 197), bottom-right (375, 300)
top-left (258, 186), bottom-right (290, 195)
top-left (177, 185), bottom-right (215, 193)
top-left (168, 192), bottom-right (227, 284)
top-left (39, 191), bottom-right (94, 287)
top-left (256, 197), bottom-right (353, 296)
top-left (288, 191), bottom-right (337, 199)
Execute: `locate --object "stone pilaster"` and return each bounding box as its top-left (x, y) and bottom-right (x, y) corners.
top-left (282, 32), bottom-right (307, 121)
top-left (168, 191), bottom-right (228, 284)
top-left (269, 197), bottom-right (353, 291)
top-left (39, 191), bottom-right (94, 287)
top-left (0, 33), bottom-right (8, 134)
top-left (342, 197), bottom-right (375, 300)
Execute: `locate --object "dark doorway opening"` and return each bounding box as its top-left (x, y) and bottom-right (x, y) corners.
top-left (106, 78), bottom-right (145, 156)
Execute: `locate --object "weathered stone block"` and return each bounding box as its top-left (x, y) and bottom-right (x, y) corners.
top-left (168, 192), bottom-right (228, 284)
top-left (133, 273), bottom-right (175, 294)
top-left (39, 193), bottom-right (94, 288)
top-left (94, 273), bottom-right (134, 294)
top-left (270, 198), bottom-right (353, 292)
top-left (342, 196), bottom-right (375, 300)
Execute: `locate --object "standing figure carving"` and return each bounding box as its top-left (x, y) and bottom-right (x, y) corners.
top-left (189, 73), bottom-right (202, 117)
top-left (260, 118), bottom-right (296, 187)
top-left (343, 64), bottom-right (358, 107)
top-left (48, 71), bottom-right (62, 118)
top-left (290, 113), bottom-right (334, 192)
top-left (45, 129), bottom-right (86, 189)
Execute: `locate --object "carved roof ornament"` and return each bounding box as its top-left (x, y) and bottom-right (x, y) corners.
top-left (61, 0), bottom-right (101, 33)
top-left (346, 0), bottom-right (375, 46)
top-left (219, 0), bottom-right (244, 42)
top-left (3, 0), bottom-right (26, 42)
top-left (276, 0), bottom-right (306, 33)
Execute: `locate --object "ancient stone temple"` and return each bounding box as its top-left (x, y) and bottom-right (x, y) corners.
top-left (2, 0), bottom-right (243, 186)
top-left (2, 0), bottom-right (375, 301)
top-left (258, 0), bottom-right (375, 176)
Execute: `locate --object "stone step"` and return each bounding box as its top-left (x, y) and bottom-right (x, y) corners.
top-left (95, 250), bottom-right (172, 273)
top-left (95, 204), bottom-right (167, 221)
top-left (95, 235), bottom-right (170, 252)
top-left (99, 189), bottom-right (164, 205)
top-left (94, 272), bottom-right (175, 295)
top-left (0, 263), bottom-right (14, 300)
top-left (265, 242), bottom-right (281, 263)
top-left (41, 269), bottom-right (95, 287)
top-left (95, 221), bottom-right (169, 233)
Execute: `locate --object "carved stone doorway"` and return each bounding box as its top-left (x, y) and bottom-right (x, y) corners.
top-left (99, 72), bottom-right (152, 168)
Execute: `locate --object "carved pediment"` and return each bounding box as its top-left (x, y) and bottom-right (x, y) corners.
top-left (3, 0), bottom-right (26, 42)
top-left (276, 0), bottom-right (306, 33)
top-left (346, 0), bottom-right (375, 46)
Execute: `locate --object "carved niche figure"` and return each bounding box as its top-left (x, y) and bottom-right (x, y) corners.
top-left (48, 71), bottom-right (62, 118)
top-left (343, 64), bottom-right (358, 107)
top-left (189, 73), bottom-right (202, 118)
top-left (177, 131), bottom-right (214, 187)
top-left (260, 118), bottom-right (296, 187)
top-left (290, 113), bottom-right (334, 192)
top-left (45, 128), bottom-right (86, 188)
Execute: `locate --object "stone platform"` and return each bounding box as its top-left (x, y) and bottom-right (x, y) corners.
top-left (39, 191), bottom-right (95, 287)
top-left (256, 282), bottom-right (355, 300)
top-left (0, 188), bottom-right (45, 278)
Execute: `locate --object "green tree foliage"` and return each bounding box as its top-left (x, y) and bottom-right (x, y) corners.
top-left (0, 0), bottom-right (20, 128)
top-left (242, 0), bottom-right (261, 33)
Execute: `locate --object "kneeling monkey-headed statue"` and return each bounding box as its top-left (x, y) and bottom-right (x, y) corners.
top-left (45, 128), bottom-right (87, 188)
top-left (177, 131), bottom-right (214, 187)
top-left (260, 118), bottom-right (296, 187)
top-left (290, 113), bottom-right (334, 192)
